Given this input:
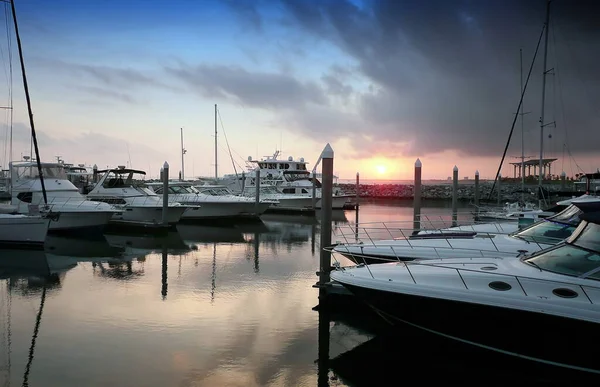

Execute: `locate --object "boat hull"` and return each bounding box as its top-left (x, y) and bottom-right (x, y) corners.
top-left (0, 215), bottom-right (49, 249)
top-left (267, 197), bottom-right (314, 213)
top-left (47, 211), bottom-right (115, 232)
top-left (112, 205), bottom-right (186, 224)
top-left (316, 196), bottom-right (350, 210)
top-left (339, 281), bottom-right (600, 375)
top-left (181, 201), bottom-right (270, 220)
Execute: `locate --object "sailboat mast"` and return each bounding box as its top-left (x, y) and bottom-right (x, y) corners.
top-left (538, 0), bottom-right (551, 208)
top-left (180, 127), bottom-right (184, 180)
top-left (10, 0), bottom-right (47, 204)
top-left (214, 103), bottom-right (218, 180)
top-left (520, 48), bottom-right (525, 203)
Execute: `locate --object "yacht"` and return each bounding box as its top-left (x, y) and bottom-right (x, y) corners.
top-left (86, 166), bottom-right (188, 225)
top-left (330, 211), bottom-right (600, 375)
top-left (0, 212), bottom-right (50, 249)
top-left (472, 201), bottom-right (548, 222)
top-left (145, 181), bottom-right (273, 220)
top-left (10, 161), bottom-right (120, 232)
top-left (221, 151), bottom-right (351, 209)
top-left (240, 184), bottom-right (316, 213)
top-left (332, 201), bottom-right (600, 264)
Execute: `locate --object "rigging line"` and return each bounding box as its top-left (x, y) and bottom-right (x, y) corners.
top-left (488, 23), bottom-right (546, 199)
top-left (216, 108), bottom-right (239, 179)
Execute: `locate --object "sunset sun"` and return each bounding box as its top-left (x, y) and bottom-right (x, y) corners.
top-left (376, 165), bottom-right (387, 175)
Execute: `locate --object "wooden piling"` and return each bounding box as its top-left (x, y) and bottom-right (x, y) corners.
top-left (162, 161), bottom-right (169, 225)
top-left (319, 144), bottom-right (334, 287)
top-left (355, 172), bottom-right (360, 210)
top-left (312, 172), bottom-right (317, 210)
top-left (413, 159), bottom-right (422, 231)
top-left (92, 164), bottom-right (98, 184)
top-left (561, 171), bottom-right (566, 190)
top-left (255, 168), bottom-right (261, 212)
top-left (474, 170), bottom-right (480, 206)
top-left (497, 173), bottom-right (502, 206)
top-left (452, 165), bottom-right (458, 227)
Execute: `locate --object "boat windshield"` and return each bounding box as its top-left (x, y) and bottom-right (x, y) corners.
top-left (524, 244), bottom-right (600, 280)
top-left (512, 221), bottom-right (577, 244)
top-left (170, 185), bottom-right (197, 194)
top-left (197, 187), bottom-right (232, 196)
top-left (102, 171), bottom-right (146, 189)
top-left (13, 164), bottom-right (67, 180)
top-left (525, 222), bottom-right (600, 280)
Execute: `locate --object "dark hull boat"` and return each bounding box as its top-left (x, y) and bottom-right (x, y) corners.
top-left (331, 213), bottom-right (600, 376)
top-left (341, 282), bottom-right (600, 375)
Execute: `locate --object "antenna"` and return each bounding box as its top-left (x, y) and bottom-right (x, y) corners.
top-left (126, 143), bottom-right (132, 168)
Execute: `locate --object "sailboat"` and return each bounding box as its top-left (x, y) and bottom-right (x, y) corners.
top-left (0, 0), bottom-right (50, 248)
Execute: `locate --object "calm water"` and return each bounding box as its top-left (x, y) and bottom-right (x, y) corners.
top-left (0, 201), bottom-right (585, 386)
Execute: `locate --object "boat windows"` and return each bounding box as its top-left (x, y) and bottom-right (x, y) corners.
top-left (12, 164), bottom-right (67, 180)
top-left (513, 221), bottom-right (577, 244)
top-left (282, 188), bottom-right (295, 194)
top-left (16, 191), bottom-right (32, 203)
top-left (571, 222), bottom-right (600, 253)
top-left (525, 244), bottom-right (600, 280)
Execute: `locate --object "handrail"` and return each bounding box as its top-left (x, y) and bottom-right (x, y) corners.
top-left (329, 251), bottom-right (600, 291)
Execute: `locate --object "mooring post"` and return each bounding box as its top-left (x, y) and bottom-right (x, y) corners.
top-left (241, 171), bottom-right (246, 193)
top-left (355, 172), bottom-right (360, 210)
top-left (497, 173), bottom-right (502, 206)
top-left (355, 172), bottom-right (360, 241)
top-left (162, 161), bottom-right (169, 225)
top-left (255, 168), bottom-right (261, 213)
top-left (319, 144), bottom-right (334, 287)
top-left (312, 172), bottom-right (317, 210)
top-left (474, 170), bottom-right (480, 207)
top-left (413, 159), bottom-right (422, 232)
top-left (92, 164), bottom-right (98, 184)
top-left (159, 167), bottom-right (164, 182)
top-left (161, 244), bottom-right (168, 300)
top-left (560, 171), bottom-right (566, 190)
top-left (452, 165), bottom-right (458, 227)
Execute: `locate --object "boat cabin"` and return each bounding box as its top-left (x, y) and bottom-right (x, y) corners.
top-left (96, 166), bottom-right (148, 189)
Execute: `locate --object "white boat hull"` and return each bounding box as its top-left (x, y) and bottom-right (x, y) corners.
top-left (48, 211), bottom-right (115, 231)
top-left (112, 205), bottom-right (186, 224)
top-left (0, 215), bottom-right (49, 248)
top-left (316, 196), bottom-right (350, 210)
top-left (268, 197), bottom-right (314, 212)
top-left (181, 201), bottom-right (271, 219)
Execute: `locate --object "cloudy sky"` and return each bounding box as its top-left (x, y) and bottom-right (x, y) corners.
top-left (0, 0), bottom-right (597, 180)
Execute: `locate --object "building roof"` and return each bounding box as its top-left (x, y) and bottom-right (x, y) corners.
top-left (509, 158), bottom-right (557, 166)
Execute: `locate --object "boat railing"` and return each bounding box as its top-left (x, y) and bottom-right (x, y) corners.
top-left (331, 255), bottom-right (600, 295)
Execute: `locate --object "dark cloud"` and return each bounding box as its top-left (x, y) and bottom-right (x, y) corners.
top-left (75, 85), bottom-right (138, 104)
top-left (219, 0), bottom-right (600, 160)
top-left (166, 63), bottom-right (328, 110)
top-left (31, 58), bottom-right (177, 91)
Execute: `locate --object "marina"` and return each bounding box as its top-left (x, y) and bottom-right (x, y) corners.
top-left (0, 0), bottom-right (599, 385)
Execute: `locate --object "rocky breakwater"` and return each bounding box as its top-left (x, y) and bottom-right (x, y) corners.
top-left (338, 181), bottom-right (576, 202)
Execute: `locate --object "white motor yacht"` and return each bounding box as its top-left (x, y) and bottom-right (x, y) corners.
top-left (10, 161), bottom-right (120, 232)
top-left (240, 184), bottom-right (316, 213)
top-left (330, 211), bottom-right (600, 375)
top-left (86, 166), bottom-right (188, 225)
top-left (332, 201), bottom-right (600, 265)
top-left (221, 151), bottom-right (351, 209)
top-left (145, 181), bottom-right (273, 220)
top-left (0, 212), bottom-right (50, 249)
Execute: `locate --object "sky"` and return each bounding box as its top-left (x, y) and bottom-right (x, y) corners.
top-left (0, 0), bottom-right (598, 180)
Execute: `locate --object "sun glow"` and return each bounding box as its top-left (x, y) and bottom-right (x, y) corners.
top-left (375, 165), bottom-right (387, 175)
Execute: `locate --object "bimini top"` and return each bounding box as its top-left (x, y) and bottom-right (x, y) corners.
top-left (97, 166), bottom-right (146, 175)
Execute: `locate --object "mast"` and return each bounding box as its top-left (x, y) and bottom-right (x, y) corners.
top-left (214, 104), bottom-right (218, 179)
top-left (10, 0), bottom-right (47, 204)
top-left (180, 127), bottom-right (185, 180)
top-left (520, 48), bottom-right (525, 203)
top-left (538, 0), bottom-right (551, 209)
